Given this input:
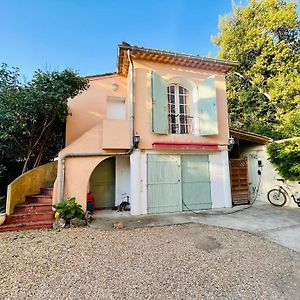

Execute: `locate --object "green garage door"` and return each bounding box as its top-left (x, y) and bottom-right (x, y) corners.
top-left (181, 155), bottom-right (211, 210)
top-left (147, 154), bottom-right (211, 213)
top-left (147, 155), bottom-right (182, 213)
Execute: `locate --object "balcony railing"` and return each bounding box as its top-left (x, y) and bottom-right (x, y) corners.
top-left (168, 114), bottom-right (193, 134)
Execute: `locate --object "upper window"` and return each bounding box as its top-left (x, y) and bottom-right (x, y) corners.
top-left (167, 84), bottom-right (191, 134)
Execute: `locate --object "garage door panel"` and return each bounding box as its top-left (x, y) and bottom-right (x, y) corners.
top-left (181, 155), bottom-right (210, 182)
top-left (147, 154), bottom-right (181, 214)
top-left (148, 159), bottom-right (179, 184)
top-left (148, 183), bottom-right (182, 213)
top-left (181, 155), bottom-right (212, 211)
top-left (147, 154), bottom-right (212, 214)
top-left (182, 182), bottom-right (211, 210)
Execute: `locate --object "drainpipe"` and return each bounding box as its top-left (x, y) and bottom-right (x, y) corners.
top-left (128, 49), bottom-right (134, 147)
top-left (59, 50), bottom-right (135, 202)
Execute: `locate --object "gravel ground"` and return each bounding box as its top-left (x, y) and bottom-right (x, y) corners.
top-left (0, 224), bottom-right (300, 300)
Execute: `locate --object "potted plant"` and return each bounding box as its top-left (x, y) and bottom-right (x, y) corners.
top-left (53, 197), bottom-right (85, 228)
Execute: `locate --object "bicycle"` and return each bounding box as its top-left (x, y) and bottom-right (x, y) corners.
top-left (267, 178), bottom-right (300, 207)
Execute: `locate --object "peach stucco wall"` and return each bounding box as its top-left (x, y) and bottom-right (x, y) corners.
top-left (54, 59), bottom-right (230, 210)
top-left (133, 59), bottom-right (229, 149)
top-left (66, 74), bottom-right (129, 146)
top-left (53, 123), bottom-right (111, 210)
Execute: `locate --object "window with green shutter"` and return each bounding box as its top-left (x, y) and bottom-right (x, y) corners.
top-left (151, 71), bottom-right (168, 134)
top-left (197, 76), bottom-right (219, 136)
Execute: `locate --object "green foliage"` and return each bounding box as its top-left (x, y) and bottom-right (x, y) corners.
top-left (0, 195), bottom-right (5, 213)
top-left (53, 197), bottom-right (84, 223)
top-left (267, 139), bottom-right (300, 181)
top-left (0, 64), bottom-right (89, 175)
top-left (213, 0), bottom-right (300, 139)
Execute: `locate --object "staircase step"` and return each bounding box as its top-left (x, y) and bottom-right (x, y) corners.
top-left (25, 194), bottom-right (52, 204)
top-left (40, 187), bottom-right (53, 196)
top-left (14, 203), bottom-right (53, 213)
top-left (0, 220), bottom-right (53, 233)
top-left (5, 211), bottom-right (54, 224)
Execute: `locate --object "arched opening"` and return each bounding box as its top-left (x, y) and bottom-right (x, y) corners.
top-left (89, 157), bottom-right (116, 209)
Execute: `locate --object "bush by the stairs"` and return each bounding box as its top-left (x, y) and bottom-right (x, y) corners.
top-left (53, 197), bottom-right (84, 224)
top-left (0, 195), bottom-right (5, 213)
top-left (267, 138), bottom-right (300, 181)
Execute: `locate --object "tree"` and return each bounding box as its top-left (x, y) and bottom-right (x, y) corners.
top-left (0, 64), bottom-right (89, 174)
top-left (212, 0), bottom-right (300, 139)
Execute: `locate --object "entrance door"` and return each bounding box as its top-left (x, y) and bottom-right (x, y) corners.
top-left (90, 157), bottom-right (115, 208)
top-left (181, 155), bottom-right (211, 210)
top-left (147, 155), bottom-right (182, 213)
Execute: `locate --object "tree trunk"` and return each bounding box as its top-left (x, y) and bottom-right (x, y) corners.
top-left (21, 152), bottom-right (31, 174)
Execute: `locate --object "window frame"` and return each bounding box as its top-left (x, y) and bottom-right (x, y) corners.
top-left (167, 84), bottom-right (191, 134)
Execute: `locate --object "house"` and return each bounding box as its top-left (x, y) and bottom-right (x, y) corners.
top-left (52, 42), bottom-right (239, 215)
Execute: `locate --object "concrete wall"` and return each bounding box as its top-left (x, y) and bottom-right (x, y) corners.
top-left (115, 156), bottom-right (130, 206)
top-left (6, 161), bottom-right (57, 215)
top-left (209, 151), bottom-right (232, 209)
top-left (240, 145), bottom-right (299, 208)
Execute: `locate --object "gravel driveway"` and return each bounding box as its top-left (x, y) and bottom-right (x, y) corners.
top-left (0, 224), bottom-right (300, 300)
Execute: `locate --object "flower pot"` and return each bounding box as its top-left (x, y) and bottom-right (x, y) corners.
top-left (0, 213), bottom-right (6, 226)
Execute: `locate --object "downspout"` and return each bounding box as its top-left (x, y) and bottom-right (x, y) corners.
top-left (59, 50), bottom-right (135, 202)
top-left (128, 49), bottom-right (134, 146)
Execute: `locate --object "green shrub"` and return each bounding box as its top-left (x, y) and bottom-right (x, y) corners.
top-left (53, 197), bottom-right (84, 223)
top-left (267, 139), bottom-right (300, 181)
top-left (0, 195), bottom-right (5, 213)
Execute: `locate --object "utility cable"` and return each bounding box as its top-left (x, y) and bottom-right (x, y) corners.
top-left (181, 165), bottom-right (263, 215)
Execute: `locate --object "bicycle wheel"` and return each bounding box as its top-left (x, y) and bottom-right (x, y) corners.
top-left (267, 189), bottom-right (287, 206)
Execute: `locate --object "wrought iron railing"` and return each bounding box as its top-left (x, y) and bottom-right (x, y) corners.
top-left (168, 114), bottom-right (193, 134)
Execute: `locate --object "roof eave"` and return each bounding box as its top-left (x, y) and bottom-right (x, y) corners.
top-left (118, 43), bottom-right (239, 76)
top-left (229, 128), bottom-right (272, 145)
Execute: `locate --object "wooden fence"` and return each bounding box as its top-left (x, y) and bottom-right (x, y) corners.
top-left (229, 158), bottom-right (249, 205)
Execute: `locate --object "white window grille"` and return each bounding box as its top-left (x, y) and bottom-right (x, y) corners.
top-left (167, 84), bottom-right (192, 134)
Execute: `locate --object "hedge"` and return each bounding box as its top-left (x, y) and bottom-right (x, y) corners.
top-left (267, 138), bottom-right (300, 181)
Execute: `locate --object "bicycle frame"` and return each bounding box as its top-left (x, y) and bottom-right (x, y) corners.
top-left (276, 179), bottom-right (300, 207)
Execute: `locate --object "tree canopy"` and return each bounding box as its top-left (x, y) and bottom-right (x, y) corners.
top-left (212, 0), bottom-right (300, 139)
top-left (0, 64), bottom-right (89, 175)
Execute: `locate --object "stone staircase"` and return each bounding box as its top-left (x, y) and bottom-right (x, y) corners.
top-left (0, 187), bottom-right (54, 232)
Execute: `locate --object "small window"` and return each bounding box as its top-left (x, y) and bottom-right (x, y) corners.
top-left (167, 85), bottom-right (191, 134)
top-left (107, 97), bottom-right (126, 120)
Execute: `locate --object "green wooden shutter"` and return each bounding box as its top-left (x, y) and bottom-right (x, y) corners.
top-left (181, 155), bottom-right (212, 210)
top-left (151, 71), bottom-right (168, 134)
top-left (198, 76), bottom-right (219, 135)
top-left (147, 154), bottom-right (182, 213)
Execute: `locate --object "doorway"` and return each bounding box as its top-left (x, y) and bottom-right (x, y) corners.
top-left (90, 157), bottom-right (115, 209)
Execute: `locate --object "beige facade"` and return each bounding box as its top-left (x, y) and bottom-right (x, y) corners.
top-left (53, 43), bottom-right (237, 213)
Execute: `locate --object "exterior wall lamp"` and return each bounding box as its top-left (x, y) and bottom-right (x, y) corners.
top-left (133, 134), bottom-right (140, 148)
top-left (228, 137), bottom-right (235, 151)
top-left (112, 80), bottom-right (118, 91)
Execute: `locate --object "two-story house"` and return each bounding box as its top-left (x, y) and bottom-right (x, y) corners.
top-left (52, 42), bottom-right (239, 215)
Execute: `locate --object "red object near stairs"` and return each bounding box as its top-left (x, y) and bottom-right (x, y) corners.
top-left (0, 187), bottom-right (54, 232)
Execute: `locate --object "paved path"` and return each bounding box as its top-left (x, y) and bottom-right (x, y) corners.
top-left (92, 203), bottom-right (300, 253)
top-left (191, 204), bottom-right (300, 253)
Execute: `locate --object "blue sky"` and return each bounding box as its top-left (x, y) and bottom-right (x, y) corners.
top-left (0, 0), bottom-right (239, 80)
